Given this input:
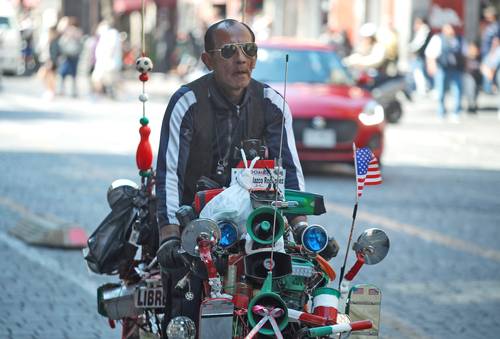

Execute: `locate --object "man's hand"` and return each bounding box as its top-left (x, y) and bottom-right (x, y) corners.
top-left (157, 237), bottom-right (186, 270)
top-left (319, 236), bottom-right (340, 261)
top-left (157, 224), bottom-right (185, 270)
top-left (159, 224), bottom-right (181, 244)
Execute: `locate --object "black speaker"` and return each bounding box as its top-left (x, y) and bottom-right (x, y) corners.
top-left (244, 251), bottom-right (292, 283)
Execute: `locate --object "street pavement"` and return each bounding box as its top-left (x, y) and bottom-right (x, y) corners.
top-left (0, 73), bottom-right (499, 339)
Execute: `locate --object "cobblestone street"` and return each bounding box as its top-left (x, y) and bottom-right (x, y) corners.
top-left (0, 74), bottom-right (499, 338)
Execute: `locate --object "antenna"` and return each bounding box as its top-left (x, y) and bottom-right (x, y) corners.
top-left (269, 54), bottom-right (289, 275)
top-left (242, 0), bottom-right (247, 23)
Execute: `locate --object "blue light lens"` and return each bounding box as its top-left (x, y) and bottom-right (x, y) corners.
top-left (219, 222), bottom-right (238, 248)
top-left (302, 225), bottom-right (328, 252)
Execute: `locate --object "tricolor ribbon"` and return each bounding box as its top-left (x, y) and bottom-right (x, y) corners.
top-left (244, 305), bottom-right (284, 339)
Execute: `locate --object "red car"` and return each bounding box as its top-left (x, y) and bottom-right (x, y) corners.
top-left (252, 38), bottom-right (385, 164)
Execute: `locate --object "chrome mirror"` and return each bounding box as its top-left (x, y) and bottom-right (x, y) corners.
top-left (181, 219), bottom-right (220, 256)
top-left (352, 228), bottom-right (389, 265)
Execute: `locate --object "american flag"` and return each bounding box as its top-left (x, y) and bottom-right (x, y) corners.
top-left (355, 146), bottom-right (382, 198)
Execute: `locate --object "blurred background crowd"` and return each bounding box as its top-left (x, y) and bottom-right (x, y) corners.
top-left (0, 0), bottom-right (499, 115)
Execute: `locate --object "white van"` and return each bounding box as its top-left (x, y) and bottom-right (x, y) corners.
top-left (0, 1), bottom-right (24, 75)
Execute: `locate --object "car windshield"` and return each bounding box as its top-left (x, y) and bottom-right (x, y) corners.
top-left (253, 46), bottom-right (354, 85)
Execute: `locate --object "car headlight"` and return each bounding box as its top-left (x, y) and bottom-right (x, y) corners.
top-left (359, 101), bottom-right (384, 126)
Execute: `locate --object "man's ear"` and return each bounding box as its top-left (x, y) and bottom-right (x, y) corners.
top-left (201, 52), bottom-right (213, 71)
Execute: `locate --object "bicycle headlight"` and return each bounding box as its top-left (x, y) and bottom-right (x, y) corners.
top-left (359, 101), bottom-right (384, 126)
top-left (217, 220), bottom-right (239, 248)
top-left (301, 224), bottom-right (328, 253)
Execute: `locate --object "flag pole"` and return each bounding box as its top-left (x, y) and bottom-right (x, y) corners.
top-left (338, 143), bottom-right (360, 289)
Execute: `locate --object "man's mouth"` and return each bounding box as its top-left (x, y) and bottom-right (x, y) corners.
top-left (234, 70), bottom-right (249, 76)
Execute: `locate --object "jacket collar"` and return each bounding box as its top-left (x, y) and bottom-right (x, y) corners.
top-left (207, 73), bottom-right (251, 113)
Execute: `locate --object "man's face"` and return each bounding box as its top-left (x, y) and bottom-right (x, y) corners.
top-left (203, 23), bottom-right (257, 95)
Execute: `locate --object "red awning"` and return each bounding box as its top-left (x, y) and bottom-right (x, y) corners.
top-left (113, 0), bottom-right (175, 13)
top-left (114, 0), bottom-right (144, 13)
top-left (12, 0), bottom-right (40, 8)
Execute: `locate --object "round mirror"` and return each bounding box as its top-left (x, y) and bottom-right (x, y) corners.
top-left (107, 179), bottom-right (138, 209)
top-left (352, 228), bottom-right (389, 265)
top-left (181, 218), bottom-right (220, 256)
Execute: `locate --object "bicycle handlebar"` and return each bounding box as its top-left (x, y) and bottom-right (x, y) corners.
top-left (307, 320), bottom-right (373, 337)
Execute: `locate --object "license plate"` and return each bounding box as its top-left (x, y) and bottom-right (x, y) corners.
top-left (134, 287), bottom-right (165, 308)
top-left (303, 128), bottom-right (336, 148)
top-left (231, 167), bottom-right (285, 192)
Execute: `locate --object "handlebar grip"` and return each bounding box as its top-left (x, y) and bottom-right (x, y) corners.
top-left (344, 253), bottom-right (365, 281)
top-left (350, 320), bottom-right (373, 331)
top-left (307, 319), bottom-right (373, 337)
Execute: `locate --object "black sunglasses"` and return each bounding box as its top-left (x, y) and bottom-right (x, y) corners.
top-left (209, 42), bottom-right (258, 59)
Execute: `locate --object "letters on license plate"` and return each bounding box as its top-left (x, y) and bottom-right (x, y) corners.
top-left (134, 287), bottom-right (165, 308)
top-left (231, 167), bottom-right (285, 192)
top-left (303, 128), bottom-right (336, 148)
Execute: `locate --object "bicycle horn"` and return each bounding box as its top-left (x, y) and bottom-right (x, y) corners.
top-left (247, 272), bottom-right (289, 336)
top-left (246, 206), bottom-right (285, 245)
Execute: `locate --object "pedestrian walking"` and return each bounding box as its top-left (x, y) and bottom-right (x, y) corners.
top-left (91, 20), bottom-right (123, 99)
top-left (409, 17), bottom-right (433, 95)
top-left (38, 26), bottom-right (60, 100)
top-left (481, 37), bottom-right (500, 118)
top-left (57, 16), bottom-right (83, 97)
top-left (425, 24), bottom-right (465, 122)
top-left (463, 41), bottom-right (482, 114)
top-left (480, 6), bottom-right (500, 94)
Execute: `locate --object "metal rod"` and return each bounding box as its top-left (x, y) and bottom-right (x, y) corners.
top-left (339, 143), bottom-right (360, 288)
top-left (269, 54), bottom-right (289, 275)
top-left (338, 202), bottom-right (358, 288)
top-left (242, 0), bottom-right (247, 23)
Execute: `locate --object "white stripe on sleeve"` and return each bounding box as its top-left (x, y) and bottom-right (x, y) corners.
top-left (165, 91), bottom-right (197, 223)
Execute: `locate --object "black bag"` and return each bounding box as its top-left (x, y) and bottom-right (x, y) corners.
top-left (85, 190), bottom-right (138, 275)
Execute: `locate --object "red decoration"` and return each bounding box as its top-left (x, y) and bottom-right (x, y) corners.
top-left (139, 73), bottom-right (149, 82)
top-left (136, 125), bottom-right (153, 171)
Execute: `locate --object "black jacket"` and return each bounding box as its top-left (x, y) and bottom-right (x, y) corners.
top-left (156, 73), bottom-right (304, 227)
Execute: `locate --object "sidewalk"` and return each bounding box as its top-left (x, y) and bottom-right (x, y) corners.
top-left (1, 71), bottom-right (182, 104)
top-left (384, 89), bottom-right (500, 170)
top-left (399, 90), bottom-right (499, 123)
top-left (0, 73), bottom-right (182, 155)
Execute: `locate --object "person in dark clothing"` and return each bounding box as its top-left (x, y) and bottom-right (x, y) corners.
top-left (155, 19), bottom-right (337, 335)
top-left (40, 26), bottom-right (60, 100)
top-left (426, 24), bottom-right (465, 121)
top-left (57, 16), bottom-right (83, 97)
top-left (463, 41), bottom-right (482, 114)
top-left (409, 17), bottom-right (433, 95)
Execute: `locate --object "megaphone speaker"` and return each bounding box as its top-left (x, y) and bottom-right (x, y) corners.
top-left (247, 273), bottom-right (289, 336)
top-left (246, 206), bottom-right (285, 245)
top-left (244, 251), bottom-right (292, 283)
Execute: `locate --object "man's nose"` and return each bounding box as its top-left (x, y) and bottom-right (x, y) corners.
top-left (234, 46), bottom-right (247, 62)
